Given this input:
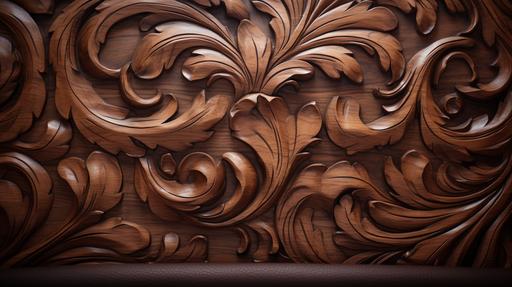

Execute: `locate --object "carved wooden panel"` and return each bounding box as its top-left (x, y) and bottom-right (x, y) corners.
top-left (0, 0), bottom-right (511, 267)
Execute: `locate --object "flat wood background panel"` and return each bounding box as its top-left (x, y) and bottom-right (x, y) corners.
top-left (1, 0), bottom-right (511, 266)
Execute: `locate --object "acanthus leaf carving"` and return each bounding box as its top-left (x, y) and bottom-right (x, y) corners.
top-left (41, 217), bottom-right (150, 265)
top-left (1, 149), bottom-right (210, 266)
top-left (277, 149), bottom-right (512, 266)
top-left (12, 0), bottom-right (54, 14)
top-left (49, 0), bottom-right (230, 157)
top-left (253, 0), bottom-right (405, 89)
top-left (236, 219), bottom-right (280, 262)
top-left (328, 35), bottom-right (512, 161)
top-left (135, 94), bottom-right (322, 227)
top-left (0, 152), bottom-right (53, 262)
top-left (192, 0), bottom-right (250, 20)
top-left (455, 0), bottom-right (512, 99)
top-left (131, 0), bottom-right (404, 97)
top-left (1, 0), bottom-right (511, 266)
top-left (154, 233), bottom-right (208, 263)
top-left (375, 0), bottom-right (480, 35)
top-left (1, 151), bottom-right (146, 266)
top-left (135, 93), bottom-right (322, 260)
top-left (10, 119), bottom-right (72, 161)
top-left (334, 150), bottom-right (512, 266)
top-left (0, 0), bottom-right (46, 143)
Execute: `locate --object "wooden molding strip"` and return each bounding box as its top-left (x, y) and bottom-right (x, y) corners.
top-left (2, 264), bottom-right (512, 287)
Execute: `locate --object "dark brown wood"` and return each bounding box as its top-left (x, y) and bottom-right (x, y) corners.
top-left (0, 0), bottom-right (511, 268)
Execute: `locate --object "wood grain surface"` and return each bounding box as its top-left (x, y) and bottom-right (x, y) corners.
top-left (0, 0), bottom-right (511, 267)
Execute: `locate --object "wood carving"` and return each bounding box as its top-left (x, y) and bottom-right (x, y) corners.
top-left (327, 0), bottom-right (512, 161)
top-left (277, 150), bottom-right (512, 266)
top-left (135, 94), bottom-right (321, 225)
top-left (0, 0), bottom-right (511, 267)
top-left (0, 0), bottom-right (46, 142)
top-left (50, 0), bottom-right (230, 157)
top-left (0, 151), bottom-right (207, 266)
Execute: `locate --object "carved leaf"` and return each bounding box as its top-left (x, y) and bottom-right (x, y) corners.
top-left (0, 1), bottom-right (46, 142)
top-left (377, 0), bottom-right (438, 34)
top-left (0, 36), bottom-right (20, 106)
top-left (0, 152), bottom-right (52, 263)
top-left (135, 94), bottom-right (321, 233)
top-left (193, 0), bottom-right (250, 20)
top-left (221, 94), bottom-right (322, 224)
top-left (2, 151), bottom-right (124, 266)
top-left (135, 152), bottom-right (226, 214)
top-left (278, 150), bottom-right (512, 266)
top-left (50, 0), bottom-right (230, 157)
top-left (334, 151), bottom-right (512, 266)
top-left (237, 20), bottom-right (272, 91)
top-left (78, 0), bottom-right (235, 78)
top-left (11, 119), bottom-right (72, 161)
top-left (456, 1), bottom-right (512, 99)
top-left (276, 160), bottom-right (388, 263)
top-left (183, 49), bottom-right (247, 97)
top-left (294, 46), bottom-right (364, 83)
top-left (58, 151), bottom-right (123, 214)
top-left (326, 36), bottom-right (476, 157)
top-left (155, 233), bottom-right (208, 263)
top-left (12, 0), bottom-right (54, 14)
top-left (236, 220), bottom-right (279, 262)
top-left (254, 0), bottom-right (405, 92)
top-left (43, 217), bottom-right (150, 265)
top-left (131, 21), bottom-right (239, 80)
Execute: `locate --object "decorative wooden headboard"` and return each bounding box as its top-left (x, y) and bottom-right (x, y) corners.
top-left (0, 0), bottom-right (511, 282)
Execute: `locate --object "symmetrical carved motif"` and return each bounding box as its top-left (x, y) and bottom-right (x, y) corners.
top-left (0, 0), bottom-right (511, 267)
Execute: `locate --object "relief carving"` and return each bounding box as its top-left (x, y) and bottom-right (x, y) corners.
top-left (0, 0), bottom-right (511, 267)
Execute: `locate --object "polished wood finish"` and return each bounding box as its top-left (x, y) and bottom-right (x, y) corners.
top-left (0, 0), bottom-right (511, 267)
